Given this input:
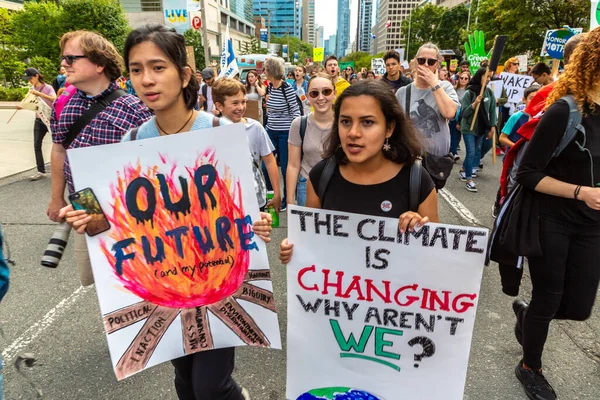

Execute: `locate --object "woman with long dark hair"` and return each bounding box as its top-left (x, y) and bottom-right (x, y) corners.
top-left (245, 69), bottom-right (266, 123)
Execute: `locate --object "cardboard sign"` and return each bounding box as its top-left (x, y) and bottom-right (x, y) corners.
top-left (499, 72), bottom-right (535, 103)
top-left (286, 206), bottom-right (488, 400)
top-left (515, 55), bottom-right (528, 72)
top-left (244, 100), bottom-right (260, 121)
top-left (68, 124), bottom-right (281, 380)
top-left (371, 58), bottom-right (385, 76)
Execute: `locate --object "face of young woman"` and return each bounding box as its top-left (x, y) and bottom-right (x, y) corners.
top-left (307, 77), bottom-right (335, 113)
top-left (28, 75), bottom-right (40, 86)
top-left (295, 67), bottom-right (304, 80)
top-left (128, 41), bottom-right (190, 112)
top-left (218, 91), bottom-right (247, 123)
top-left (458, 73), bottom-right (470, 87)
top-left (247, 73), bottom-right (256, 84)
top-left (338, 95), bottom-right (393, 165)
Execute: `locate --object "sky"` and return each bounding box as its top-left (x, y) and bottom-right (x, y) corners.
top-left (315, 0), bottom-right (359, 43)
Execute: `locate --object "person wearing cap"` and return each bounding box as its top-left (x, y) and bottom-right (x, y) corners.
top-left (200, 67), bottom-right (218, 115)
top-left (18, 68), bottom-right (57, 181)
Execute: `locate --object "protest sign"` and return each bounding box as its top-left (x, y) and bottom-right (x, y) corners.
top-left (313, 48), bottom-right (324, 62)
top-left (68, 124), bottom-right (281, 380)
top-left (163, 0), bottom-right (190, 34)
top-left (244, 100), bottom-right (260, 121)
top-left (515, 55), bottom-right (528, 73)
top-left (286, 206), bottom-right (488, 400)
top-left (464, 30), bottom-right (492, 75)
top-left (593, 1), bottom-right (600, 29)
top-left (371, 58), bottom-right (385, 75)
top-left (339, 61), bottom-right (355, 72)
top-left (487, 79), bottom-right (503, 103)
top-left (450, 59), bottom-right (458, 73)
top-left (15, 91), bottom-right (51, 131)
top-left (500, 72), bottom-right (534, 104)
top-left (540, 28), bottom-right (583, 58)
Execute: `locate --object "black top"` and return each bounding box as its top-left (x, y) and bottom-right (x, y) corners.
top-left (381, 73), bottom-right (412, 92)
top-left (309, 159), bottom-right (435, 218)
top-left (517, 100), bottom-right (600, 225)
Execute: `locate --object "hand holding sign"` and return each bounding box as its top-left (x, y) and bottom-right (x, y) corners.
top-left (464, 30), bottom-right (492, 75)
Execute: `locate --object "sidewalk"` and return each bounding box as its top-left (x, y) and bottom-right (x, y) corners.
top-left (0, 102), bottom-right (20, 110)
top-left (0, 109), bottom-right (52, 179)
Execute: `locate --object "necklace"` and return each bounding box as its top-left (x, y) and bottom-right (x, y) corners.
top-left (155, 111), bottom-right (195, 135)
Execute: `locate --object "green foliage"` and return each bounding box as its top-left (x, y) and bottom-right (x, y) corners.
top-left (341, 51), bottom-right (376, 70)
top-left (0, 87), bottom-right (28, 101)
top-left (183, 29), bottom-right (206, 71)
top-left (401, 4), bottom-right (444, 60)
top-left (247, 37), bottom-right (268, 55)
top-left (0, 8), bottom-right (14, 48)
top-left (270, 35), bottom-right (313, 64)
top-left (10, 1), bottom-right (62, 62)
top-left (29, 56), bottom-right (58, 84)
top-left (0, 53), bottom-right (27, 88)
top-left (474, 0), bottom-right (591, 61)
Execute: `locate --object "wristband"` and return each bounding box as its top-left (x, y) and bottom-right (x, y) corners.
top-left (574, 185), bottom-right (582, 200)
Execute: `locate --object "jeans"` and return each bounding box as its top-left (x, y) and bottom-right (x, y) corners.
top-left (296, 175), bottom-right (307, 206)
top-left (263, 128), bottom-right (289, 207)
top-left (34, 118), bottom-right (48, 173)
top-left (449, 121), bottom-right (461, 155)
top-left (522, 217), bottom-right (600, 369)
top-left (461, 134), bottom-right (484, 179)
top-left (480, 136), bottom-right (493, 161)
top-left (171, 348), bottom-right (243, 400)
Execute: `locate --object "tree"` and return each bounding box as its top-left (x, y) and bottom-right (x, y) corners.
top-left (10, 1), bottom-right (62, 62)
top-left (184, 29), bottom-right (205, 71)
top-left (434, 5), bottom-right (469, 56)
top-left (341, 51), bottom-right (377, 70)
top-left (249, 37), bottom-right (268, 55)
top-left (270, 35), bottom-right (313, 64)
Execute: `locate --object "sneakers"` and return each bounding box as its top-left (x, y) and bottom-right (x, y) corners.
top-left (449, 152), bottom-right (461, 162)
top-left (465, 180), bottom-right (477, 192)
top-left (29, 171), bottom-right (47, 181)
top-left (512, 299), bottom-right (529, 346)
top-left (472, 168), bottom-right (478, 178)
top-left (241, 387), bottom-right (251, 400)
top-left (479, 162), bottom-right (484, 170)
top-left (459, 170), bottom-right (467, 181)
top-left (515, 361), bottom-right (557, 400)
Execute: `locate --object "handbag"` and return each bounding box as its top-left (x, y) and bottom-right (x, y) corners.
top-left (405, 83), bottom-right (453, 190)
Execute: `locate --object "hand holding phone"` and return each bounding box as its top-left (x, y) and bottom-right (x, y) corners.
top-left (68, 188), bottom-right (110, 236)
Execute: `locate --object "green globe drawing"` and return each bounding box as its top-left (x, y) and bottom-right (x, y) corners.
top-left (296, 387), bottom-right (383, 400)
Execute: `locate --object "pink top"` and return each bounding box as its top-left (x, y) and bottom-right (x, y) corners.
top-left (35, 83), bottom-right (56, 108)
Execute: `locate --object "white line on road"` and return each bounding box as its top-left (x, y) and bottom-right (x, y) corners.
top-left (2, 285), bottom-right (91, 362)
top-left (439, 188), bottom-right (482, 226)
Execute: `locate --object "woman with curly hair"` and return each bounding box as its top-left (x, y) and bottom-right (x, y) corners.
top-left (512, 27), bottom-right (600, 400)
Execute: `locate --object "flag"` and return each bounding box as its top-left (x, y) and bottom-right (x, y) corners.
top-left (218, 25), bottom-right (239, 79)
top-left (592, 1), bottom-right (600, 30)
top-left (385, 19), bottom-right (391, 28)
top-left (371, 34), bottom-right (376, 39)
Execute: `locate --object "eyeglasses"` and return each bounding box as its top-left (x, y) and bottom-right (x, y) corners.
top-left (60, 55), bottom-right (87, 65)
top-left (513, 62), bottom-right (520, 66)
top-left (459, 77), bottom-right (469, 81)
top-left (417, 57), bottom-right (438, 66)
top-left (308, 88), bottom-right (334, 98)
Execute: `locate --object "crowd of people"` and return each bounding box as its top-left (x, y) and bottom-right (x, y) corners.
top-left (5, 20), bottom-right (600, 400)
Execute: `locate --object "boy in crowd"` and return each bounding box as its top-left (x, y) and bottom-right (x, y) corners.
top-left (212, 78), bottom-right (282, 212)
top-left (499, 84), bottom-right (541, 150)
top-left (324, 56), bottom-right (350, 96)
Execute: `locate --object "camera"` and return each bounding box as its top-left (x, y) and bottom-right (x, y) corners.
top-left (41, 222), bottom-right (71, 268)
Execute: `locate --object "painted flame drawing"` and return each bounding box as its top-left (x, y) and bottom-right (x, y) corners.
top-left (99, 149), bottom-right (276, 380)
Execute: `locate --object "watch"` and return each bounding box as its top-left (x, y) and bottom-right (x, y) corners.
top-left (431, 84), bottom-right (441, 92)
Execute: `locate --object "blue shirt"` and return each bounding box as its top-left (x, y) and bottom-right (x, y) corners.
top-left (501, 110), bottom-right (529, 144)
top-left (121, 111), bottom-right (229, 141)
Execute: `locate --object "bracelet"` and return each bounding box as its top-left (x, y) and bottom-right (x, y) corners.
top-left (574, 185), bottom-right (582, 200)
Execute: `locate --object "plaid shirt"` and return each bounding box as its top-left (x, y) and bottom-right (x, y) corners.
top-left (51, 82), bottom-right (153, 193)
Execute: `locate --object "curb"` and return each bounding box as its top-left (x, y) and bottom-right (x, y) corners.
top-left (0, 103), bottom-right (20, 110)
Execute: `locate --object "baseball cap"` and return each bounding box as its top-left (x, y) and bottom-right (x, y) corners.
top-left (202, 68), bottom-right (215, 80)
top-left (23, 68), bottom-right (40, 80)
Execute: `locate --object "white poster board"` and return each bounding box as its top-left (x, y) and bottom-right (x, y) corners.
top-left (500, 72), bottom-right (535, 104)
top-left (515, 55), bottom-right (528, 73)
top-left (68, 124), bottom-right (281, 380)
top-left (371, 58), bottom-right (385, 76)
top-left (286, 206), bottom-right (488, 400)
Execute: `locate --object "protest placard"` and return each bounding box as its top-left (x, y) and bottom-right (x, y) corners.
top-left (371, 58), bottom-right (385, 76)
top-left (500, 72), bottom-right (535, 104)
top-left (313, 48), bottom-right (324, 62)
top-left (286, 206), bottom-right (488, 400)
top-left (68, 124), bottom-right (281, 380)
top-left (540, 28), bottom-right (583, 58)
top-left (515, 55), bottom-right (528, 73)
top-left (14, 91), bottom-right (52, 131)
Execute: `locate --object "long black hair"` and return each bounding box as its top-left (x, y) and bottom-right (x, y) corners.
top-left (324, 80), bottom-right (423, 164)
top-left (124, 24), bottom-right (199, 110)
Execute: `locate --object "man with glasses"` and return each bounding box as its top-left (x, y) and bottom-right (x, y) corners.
top-left (381, 50), bottom-right (412, 92)
top-left (530, 62), bottom-right (553, 86)
top-left (396, 43), bottom-right (459, 157)
top-left (47, 30), bottom-right (152, 287)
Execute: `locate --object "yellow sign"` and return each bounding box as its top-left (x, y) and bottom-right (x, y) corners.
top-left (313, 47), bottom-right (324, 62)
top-left (450, 59), bottom-right (458, 72)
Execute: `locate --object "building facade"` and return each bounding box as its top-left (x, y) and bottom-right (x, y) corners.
top-left (358, 0), bottom-right (373, 52)
top-left (327, 34), bottom-right (337, 56)
top-left (372, 0), bottom-right (418, 54)
top-left (230, 0), bottom-right (253, 22)
top-left (301, 0), bottom-right (315, 45)
top-left (253, 0), bottom-right (300, 38)
top-left (336, 0), bottom-right (350, 57)
top-left (315, 24), bottom-right (324, 48)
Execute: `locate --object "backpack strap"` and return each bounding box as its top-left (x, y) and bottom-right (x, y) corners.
top-left (409, 157), bottom-right (422, 212)
top-left (317, 157), bottom-right (336, 202)
top-left (299, 115), bottom-right (308, 159)
top-left (130, 127), bottom-right (139, 141)
top-left (552, 94), bottom-right (585, 158)
top-left (279, 81), bottom-right (293, 115)
top-left (405, 83), bottom-right (412, 116)
top-left (63, 89), bottom-right (126, 149)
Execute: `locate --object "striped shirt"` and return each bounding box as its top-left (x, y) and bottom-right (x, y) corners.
top-left (51, 82), bottom-right (153, 194)
top-left (266, 81), bottom-right (301, 131)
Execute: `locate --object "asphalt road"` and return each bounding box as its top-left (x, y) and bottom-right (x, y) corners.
top-left (1, 150), bottom-right (599, 400)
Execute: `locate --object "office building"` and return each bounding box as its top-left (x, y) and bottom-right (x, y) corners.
top-left (324, 38), bottom-right (330, 56)
top-left (437, 0), bottom-right (468, 6)
top-left (302, 0), bottom-right (315, 45)
top-left (315, 25), bottom-right (324, 48)
top-left (357, 0), bottom-right (373, 52)
top-left (231, 0), bottom-right (253, 22)
top-left (327, 34), bottom-right (337, 56)
top-left (253, 0), bottom-right (301, 38)
top-left (373, 0), bottom-right (418, 54)
top-left (336, 0), bottom-right (350, 57)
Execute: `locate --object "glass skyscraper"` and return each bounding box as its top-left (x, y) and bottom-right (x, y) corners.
top-left (253, 0), bottom-right (301, 38)
top-left (231, 0), bottom-right (253, 23)
top-left (336, 0), bottom-right (350, 57)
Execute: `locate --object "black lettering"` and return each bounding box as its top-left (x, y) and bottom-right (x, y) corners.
top-left (314, 212), bottom-right (332, 235)
top-left (291, 210), bottom-right (313, 232)
top-left (157, 174), bottom-right (191, 217)
top-left (357, 219), bottom-right (377, 241)
top-left (333, 215), bottom-right (349, 237)
top-left (125, 177), bottom-right (156, 224)
top-left (466, 231), bottom-right (485, 254)
top-left (193, 164), bottom-right (217, 210)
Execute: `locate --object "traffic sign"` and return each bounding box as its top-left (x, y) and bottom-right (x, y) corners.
top-left (192, 15), bottom-right (202, 30)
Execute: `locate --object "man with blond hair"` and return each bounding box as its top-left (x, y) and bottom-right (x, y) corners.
top-left (47, 30), bottom-right (153, 286)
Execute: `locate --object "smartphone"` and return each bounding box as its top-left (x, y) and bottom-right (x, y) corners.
top-left (68, 188), bottom-right (110, 236)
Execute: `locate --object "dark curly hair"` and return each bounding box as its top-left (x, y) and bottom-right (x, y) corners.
top-left (324, 80), bottom-right (423, 164)
top-left (124, 24), bottom-right (199, 110)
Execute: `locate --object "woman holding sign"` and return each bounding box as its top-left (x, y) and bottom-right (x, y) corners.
top-left (280, 80), bottom-right (439, 263)
top-left (513, 28), bottom-right (600, 400)
top-left (60, 24), bottom-right (272, 400)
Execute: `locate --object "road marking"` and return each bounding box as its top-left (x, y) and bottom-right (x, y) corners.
top-left (2, 285), bottom-right (91, 362)
top-left (439, 188), bottom-right (482, 226)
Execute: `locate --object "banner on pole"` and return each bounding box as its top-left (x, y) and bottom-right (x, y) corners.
top-left (163, 0), bottom-right (190, 34)
top-left (218, 25), bottom-right (239, 79)
top-left (286, 206), bottom-right (488, 400)
top-left (67, 124), bottom-right (282, 380)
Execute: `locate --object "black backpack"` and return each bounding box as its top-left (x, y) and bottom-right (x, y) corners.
top-left (268, 81), bottom-right (304, 116)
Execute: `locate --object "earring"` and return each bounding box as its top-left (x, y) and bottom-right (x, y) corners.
top-left (383, 138), bottom-right (391, 152)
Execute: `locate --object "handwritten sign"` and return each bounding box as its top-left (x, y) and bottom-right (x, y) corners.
top-left (540, 28), bottom-right (583, 58)
top-left (313, 48), bottom-right (324, 62)
top-left (371, 58), bottom-right (385, 75)
top-left (163, 0), bottom-right (191, 34)
top-left (286, 206), bottom-right (488, 400)
top-left (499, 72), bottom-right (535, 103)
top-left (68, 124), bottom-right (281, 380)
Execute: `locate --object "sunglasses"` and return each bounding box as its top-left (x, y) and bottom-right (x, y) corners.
top-left (308, 88), bottom-right (334, 98)
top-left (460, 77), bottom-right (469, 80)
top-left (513, 62), bottom-right (520, 65)
top-left (417, 57), bottom-right (438, 66)
top-left (60, 55), bottom-right (87, 65)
